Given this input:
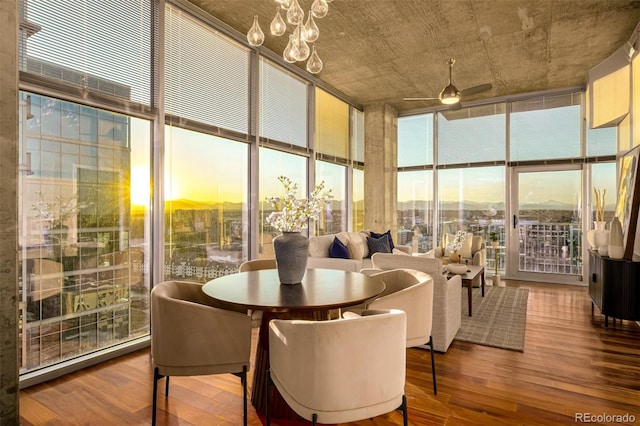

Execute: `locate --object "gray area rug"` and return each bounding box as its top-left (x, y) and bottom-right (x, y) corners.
top-left (455, 286), bottom-right (529, 352)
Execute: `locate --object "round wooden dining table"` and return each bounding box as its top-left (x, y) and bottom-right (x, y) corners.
top-left (202, 268), bottom-right (385, 419)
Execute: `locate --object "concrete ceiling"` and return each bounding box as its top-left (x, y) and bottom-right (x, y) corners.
top-left (187, 0), bottom-right (640, 113)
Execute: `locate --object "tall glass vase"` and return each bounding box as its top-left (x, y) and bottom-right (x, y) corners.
top-left (273, 231), bottom-right (309, 284)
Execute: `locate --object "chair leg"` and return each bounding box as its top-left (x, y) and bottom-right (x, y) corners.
top-left (266, 369), bottom-right (272, 426)
top-left (428, 335), bottom-right (437, 395)
top-left (165, 375), bottom-right (170, 397)
top-left (152, 367), bottom-right (161, 426)
top-left (312, 413), bottom-right (318, 425)
top-left (401, 394), bottom-right (408, 426)
top-left (242, 365), bottom-right (248, 426)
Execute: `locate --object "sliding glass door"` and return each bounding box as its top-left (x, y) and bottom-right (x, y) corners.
top-left (510, 166), bottom-right (583, 281)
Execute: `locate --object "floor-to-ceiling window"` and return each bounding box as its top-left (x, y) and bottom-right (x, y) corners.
top-left (315, 88), bottom-right (350, 234)
top-left (18, 0), bottom-right (153, 377)
top-left (437, 104), bottom-right (506, 252)
top-left (18, 93), bottom-right (152, 375)
top-left (509, 94), bottom-right (583, 278)
top-left (163, 4), bottom-right (251, 281)
top-left (397, 114), bottom-right (434, 251)
top-left (258, 58), bottom-right (311, 254)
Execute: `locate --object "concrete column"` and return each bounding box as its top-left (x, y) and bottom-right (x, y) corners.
top-left (0, 0), bottom-right (19, 423)
top-left (363, 103), bottom-right (398, 235)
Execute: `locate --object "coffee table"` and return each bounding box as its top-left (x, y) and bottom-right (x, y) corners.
top-left (448, 264), bottom-right (485, 316)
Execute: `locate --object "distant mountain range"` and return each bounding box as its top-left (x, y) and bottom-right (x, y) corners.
top-left (132, 198), bottom-right (614, 212)
top-left (400, 199), bottom-right (614, 211)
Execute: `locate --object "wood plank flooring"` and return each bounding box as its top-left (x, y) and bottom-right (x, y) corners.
top-left (20, 280), bottom-right (640, 425)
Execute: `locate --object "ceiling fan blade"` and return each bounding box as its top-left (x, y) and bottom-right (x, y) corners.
top-left (403, 97), bottom-right (439, 101)
top-left (460, 83), bottom-right (492, 97)
top-left (447, 102), bottom-right (463, 111)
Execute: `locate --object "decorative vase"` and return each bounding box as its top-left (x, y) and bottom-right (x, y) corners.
top-left (608, 216), bottom-right (624, 259)
top-left (449, 250), bottom-right (460, 264)
top-left (273, 232), bottom-right (309, 284)
top-left (593, 221), bottom-right (608, 253)
top-left (586, 229), bottom-right (596, 249)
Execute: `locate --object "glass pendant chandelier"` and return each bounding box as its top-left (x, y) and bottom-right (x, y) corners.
top-left (246, 0), bottom-right (334, 74)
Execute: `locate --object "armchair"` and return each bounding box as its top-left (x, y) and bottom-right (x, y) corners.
top-left (366, 253), bottom-right (462, 352)
top-left (346, 268), bottom-right (437, 394)
top-left (151, 280), bottom-right (252, 426)
top-left (266, 309), bottom-right (408, 425)
top-left (428, 232), bottom-right (486, 267)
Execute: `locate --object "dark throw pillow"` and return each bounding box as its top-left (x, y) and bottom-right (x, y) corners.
top-left (367, 234), bottom-right (392, 256)
top-left (329, 236), bottom-right (351, 259)
top-left (370, 230), bottom-right (395, 250)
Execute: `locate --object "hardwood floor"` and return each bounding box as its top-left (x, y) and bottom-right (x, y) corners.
top-left (20, 280), bottom-right (640, 425)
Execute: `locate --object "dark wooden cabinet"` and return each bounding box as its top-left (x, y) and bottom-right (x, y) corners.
top-left (589, 250), bottom-right (640, 327)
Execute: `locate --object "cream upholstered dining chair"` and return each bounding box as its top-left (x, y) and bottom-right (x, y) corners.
top-left (238, 258), bottom-right (276, 326)
top-left (266, 309), bottom-right (408, 426)
top-left (239, 258), bottom-right (276, 272)
top-left (150, 280), bottom-right (252, 426)
top-left (346, 268), bottom-right (437, 394)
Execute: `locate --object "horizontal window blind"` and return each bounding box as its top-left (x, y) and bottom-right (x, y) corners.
top-left (438, 104), bottom-right (506, 166)
top-left (165, 4), bottom-right (249, 134)
top-left (22, 0), bottom-right (152, 105)
top-left (259, 58), bottom-right (307, 146)
top-left (398, 114), bottom-right (432, 167)
top-left (315, 88), bottom-right (349, 159)
top-left (510, 94), bottom-right (581, 162)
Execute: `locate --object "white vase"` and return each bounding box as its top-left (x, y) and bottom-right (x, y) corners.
top-left (593, 221), bottom-right (608, 252)
top-left (608, 216), bottom-right (624, 259)
top-left (586, 229), bottom-right (596, 249)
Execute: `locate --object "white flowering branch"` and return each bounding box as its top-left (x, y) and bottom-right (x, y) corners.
top-left (446, 230), bottom-right (467, 252)
top-left (265, 176), bottom-right (333, 232)
top-left (31, 192), bottom-right (79, 228)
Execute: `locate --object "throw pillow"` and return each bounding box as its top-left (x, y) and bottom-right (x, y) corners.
top-left (308, 235), bottom-right (331, 257)
top-left (471, 235), bottom-right (482, 253)
top-left (329, 236), bottom-right (350, 259)
top-left (347, 232), bottom-right (369, 259)
top-left (367, 234), bottom-right (392, 255)
top-left (370, 230), bottom-right (395, 250)
top-left (460, 232), bottom-right (474, 259)
top-left (347, 239), bottom-right (364, 260)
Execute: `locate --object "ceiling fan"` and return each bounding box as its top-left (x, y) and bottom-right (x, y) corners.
top-left (403, 58), bottom-right (492, 109)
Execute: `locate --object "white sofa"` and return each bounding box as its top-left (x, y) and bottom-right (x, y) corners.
top-left (306, 231), bottom-right (411, 272)
top-left (363, 253), bottom-right (462, 353)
